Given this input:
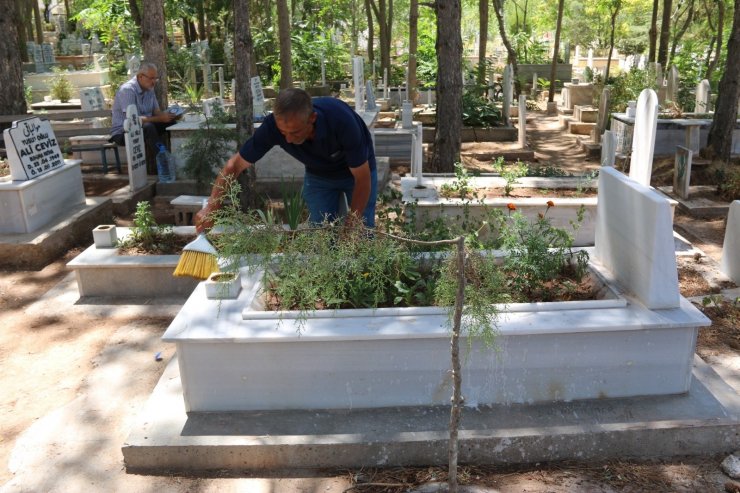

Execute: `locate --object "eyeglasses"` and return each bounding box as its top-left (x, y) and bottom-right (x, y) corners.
top-left (140, 74), bottom-right (160, 82)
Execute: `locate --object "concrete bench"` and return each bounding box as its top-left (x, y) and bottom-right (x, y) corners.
top-left (170, 195), bottom-right (209, 226)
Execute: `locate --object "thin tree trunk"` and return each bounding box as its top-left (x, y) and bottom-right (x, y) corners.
top-left (430, 0), bottom-right (462, 174)
top-left (670, 0), bottom-right (694, 63)
top-left (365, 0), bottom-right (375, 70)
top-left (649, 0), bottom-right (659, 62)
top-left (409, 0), bottom-right (419, 102)
top-left (476, 0), bottom-right (489, 90)
top-left (447, 236), bottom-right (466, 493)
top-left (182, 17), bottom-right (193, 46)
top-left (370, 0), bottom-right (392, 86)
top-left (234, 0), bottom-right (259, 209)
top-left (605, 2), bottom-right (621, 81)
top-left (14, 0), bottom-right (27, 62)
top-left (128, 0), bottom-right (142, 28)
top-left (197, 0), bottom-right (207, 41)
top-left (32, 0), bottom-right (43, 44)
top-left (657, 0), bottom-right (673, 67)
top-left (0, 0), bottom-right (27, 124)
top-left (63, 0), bottom-right (71, 30)
top-left (493, 0), bottom-right (518, 74)
top-left (277, 0), bottom-right (292, 89)
top-left (549, 0), bottom-right (565, 103)
top-left (706, 0), bottom-right (725, 80)
top-left (705, 0), bottom-right (740, 161)
top-left (141, 1), bottom-right (168, 115)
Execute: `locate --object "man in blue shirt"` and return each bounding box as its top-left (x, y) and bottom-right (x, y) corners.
top-left (196, 88), bottom-right (377, 229)
top-left (109, 62), bottom-right (178, 168)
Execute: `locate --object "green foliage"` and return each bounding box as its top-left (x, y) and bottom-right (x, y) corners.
top-left (281, 180), bottom-right (306, 230)
top-left (607, 68), bottom-right (656, 112)
top-left (462, 92), bottom-right (504, 128)
top-left (117, 201), bottom-right (175, 252)
top-left (440, 163), bottom-right (477, 199)
top-left (167, 46), bottom-right (203, 101)
top-left (713, 164), bottom-right (740, 201)
top-left (415, 11), bottom-right (439, 88)
top-left (511, 32), bottom-right (550, 64)
top-left (492, 158), bottom-right (528, 196)
top-left (24, 84), bottom-right (33, 106)
top-left (495, 203), bottom-right (589, 300)
top-left (47, 71), bottom-right (73, 102)
top-left (73, 0), bottom-right (140, 54)
top-left (180, 106), bottom-right (240, 193)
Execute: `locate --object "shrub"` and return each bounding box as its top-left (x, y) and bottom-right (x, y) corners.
top-left (48, 71), bottom-right (73, 102)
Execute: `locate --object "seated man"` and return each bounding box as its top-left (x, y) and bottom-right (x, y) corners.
top-left (109, 62), bottom-right (178, 169)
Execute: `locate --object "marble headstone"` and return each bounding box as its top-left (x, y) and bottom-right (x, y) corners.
top-left (720, 200), bottom-right (740, 284)
top-left (601, 130), bottom-right (616, 167)
top-left (202, 96), bottom-right (224, 118)
top-left (3, 118), bottom-right (65, 180)
top-left (666, 66), bottom-right (679, 104)
top-left (365, 81), bottom-right (377, 111)
top-left (353, 56), bottom-right (366, 111)
top-left (41, 43), bottom-right (55, 66)
top-left (673, 146), bottom-right (692, 200)
top-left (33, 45), bottom-right (45, 73)
top-left (695, 79), bottom-right (711, 113)
top-left (250, 76), bottom-right (265, 119)
top-left (79, 87), bottom-right (105, 111)
top-left (518, 95), bottom-right (527, 148)
top-left (629, 89), bottom-right (659, 187)
top-left (123, 105), bottom-right (149, 192)
top-left (594, 87), bottom-right (611, 143)
top-left (502, 64), bottom-right (513, 125)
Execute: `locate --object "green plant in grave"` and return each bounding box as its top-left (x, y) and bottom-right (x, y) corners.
top-left (116, 201), bottom-right (175, 252)
top-left (280, 179), bottom-right (306, 230)
top-left (462, 91), bottom-right (504, 128)
top-left (181, 105), bottom-right (240, 193)
top-left (492, 158), bottom-right (528, 196)
top-left (495, 202), bottom-right (589, 301)
top-left (440, 162), bottom-right (477, 199)
top-left (48, 70), bottom-right (73, 102)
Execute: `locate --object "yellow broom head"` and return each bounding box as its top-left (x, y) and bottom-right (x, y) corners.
top-left (173, 234), bottom-right (219, 280)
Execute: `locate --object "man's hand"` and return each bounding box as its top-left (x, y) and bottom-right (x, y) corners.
top-left (195, 204), bottom-right (214, 233)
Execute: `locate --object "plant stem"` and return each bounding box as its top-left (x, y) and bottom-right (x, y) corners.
top-left (448, 235), bottom-right (466, 493)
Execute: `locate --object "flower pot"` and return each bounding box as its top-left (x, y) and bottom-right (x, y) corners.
top-left (205, 271), bottom-right (241, 299)
top-left (92, 224), bottom-right (117, 248)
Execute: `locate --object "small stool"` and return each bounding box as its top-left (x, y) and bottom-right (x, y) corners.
top-left (69, 142), bottom-right (122, 173)
top-left (171, 195), bottom-right (209, 225)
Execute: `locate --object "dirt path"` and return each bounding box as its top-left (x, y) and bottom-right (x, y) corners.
top-left (0, 110), bottom-right (737, 492)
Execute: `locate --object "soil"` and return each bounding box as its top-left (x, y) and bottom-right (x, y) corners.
top-left (440, 187), bottom-right (598, 199)
top-left (1, 108), bottom-right (739, 493)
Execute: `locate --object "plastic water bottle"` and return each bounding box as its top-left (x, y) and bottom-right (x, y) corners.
top-left (156, 144), bottom-right (175, 183)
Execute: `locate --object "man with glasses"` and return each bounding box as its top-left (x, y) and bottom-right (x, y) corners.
top-left (196, 88), bottom-right (377, 230)
top-left (109, 62), bottom-right (178, 171)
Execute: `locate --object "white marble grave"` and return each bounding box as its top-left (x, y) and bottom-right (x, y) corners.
top-left (1, 117), bottom-right (84, 233)
top-left (666, 66), bottom-right (679, 104)
top-left (595, 166), bottom-right (680, 309)
top-left (353, 56), bottom-right (366, 111)
top-left (250, 76), bottom-right (265, 118)
top-left (79, 87), bottom-right (106, 111)
top-left (502, 64), bottom-right (513, 125)
top-left (696, 79), bottom-right (711, 113)
top-left (601, 129), bottom-right (616, 167)
top-left (629, 89), bottom-right (659, 187)
top-left (518, 95), bottom-right (527, 148)
top-left (720, 200), bottom-right (740, 284)
top-left (123, 105), bottom-right (149, 191)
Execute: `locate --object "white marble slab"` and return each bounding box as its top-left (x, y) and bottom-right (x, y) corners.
top-left (720, 200), bottom-right (740, 283)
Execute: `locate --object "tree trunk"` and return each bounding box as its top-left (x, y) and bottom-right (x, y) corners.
top-left (141, 1), bottom-right (169, 113)
top-left (493, 0), bottom-right (517, 73)
top-left (234, 0), bottom-right (259, 209)
top-left (648, 0), bottom-right (659, 62)
top-left (657, 0), bottom-right (673, 67)
top-left (63, 0), bottom-right (71, 30)
top-left (447, 236), bottom-right (466, 493)
top-left (365, 0), bottom-right (374, 69)
top-left (670, 0), bottom-right (694, 63)
top-left (182, 17), bottom-right (193, 46)
top-left (549, 0), bottom-right (565, 103)
top-left (476, 0), bottom-right (489, 90)
top-left (14, 0), bottom-right (27, 63)
top-left (371, 0), bottom-right (392, 87)
top-left (430, 0), bottom-right (462, 174)
top-left (276, 0), bottom-right (292, 89)
top-left (31, 0), bottom-right (43, 44)
top-left (128, 0), bottom-right (142, 28)
top-left (705, 0), bottom-right (740, 162)
top-left (409, 0), bottom-right (419, 102)
top-left (706, 0), bottom-right (725, 80)
top-left (605, 2), bottom-right (621, 81)
top-left (0, 0), bottom-right (27, 125)
top-left (197, 0), bottom-right (207, 41)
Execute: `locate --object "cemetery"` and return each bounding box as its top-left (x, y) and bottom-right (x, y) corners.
top-left (1, 1), bottom-right (740, 491)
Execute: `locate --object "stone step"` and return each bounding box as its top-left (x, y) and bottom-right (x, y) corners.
top-left (568, 121), bottom-right (597, 135)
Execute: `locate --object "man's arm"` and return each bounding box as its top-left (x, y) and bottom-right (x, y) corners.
top-left (195, 152), bottom-right (253, 232)
top-left (347, 162), bottom-right (371, 225)
top-left (142, 107), bottom-right (177, 124)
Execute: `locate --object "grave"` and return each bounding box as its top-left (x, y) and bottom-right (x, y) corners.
top-left (0, 117), bottom-right (112, 269)
top-left (673, 146), bottom-right (693, 200)
top-left (121, 164), bottom-right (723, 473)
top-left (720, 201), bottom-right (740, 284)
top-left (628, 89), bottom-right (659, 187)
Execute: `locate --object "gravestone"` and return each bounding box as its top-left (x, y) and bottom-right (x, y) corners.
top-left (595, 166), bottom-right (680, 309)
top-left (321, 59), bottom-right (326, 86)
top-left (41, 43), bottom-right (55, 66)
top-left (666, 66), bottom-right (679, 104)
top-left (629, 89), bottom-right (659, 187)
top-left (3, 117), bottom-right (65, 180)
top-left (1, 117), bottom-right (86, 234)
top-left (587, 48), bottom-right (593, 68)
top-left (365, 81), bottom-right (377, 111)
top-left (593, 87), bottom-right (611, 143)
top-left (720, 200), bottom-right (740, 284)
top-left (601, 130), bottom-right (616, 167)
top-left (518, 95), bottom-right (527, 148)
top-left (33, 45), bottom-right (45, 72)
top-left (202, 96), bottom-right (224, 118)
top-left (127, 55), bottom-right (140, 77)
top-left (250, 76), bottom-right (265, 119)
top-left (574, 45), bottom-right (581, 65)
top-left (673, 146), bottom-right (692, 200)
top-left (81, 43), bottom-right (91, 56)
top-left (217, 66), bottom-right (225, 100)
top-left (91, 34), bottom-right (103, 53)
top-left (353, 56), bottom-right (366, 111)
top-left (79, 87), bottom-right (105, 111)
top-left (532, 73), bottom-right (538, 95)
top-left (502, 64), bottom-right (513, 125)
top-left (123, 105), bottom-right (149, 192)
top-left (695, 79), bottom-right (711, 113)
